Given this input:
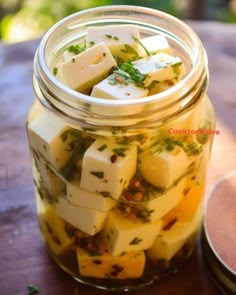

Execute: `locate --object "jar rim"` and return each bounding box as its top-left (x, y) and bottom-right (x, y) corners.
top-left (34, 5), bottom-right (208, 125)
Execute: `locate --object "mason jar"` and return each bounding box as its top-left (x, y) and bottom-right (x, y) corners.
top-left (26, 5), bottom-right (215, 291)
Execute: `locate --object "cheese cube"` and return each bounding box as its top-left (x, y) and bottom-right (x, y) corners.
top-left (76, 244), bottom-right (145, 279)
top-left (67, 183), bottom-right (116, 212)
top-left (63, 50), bottom-right (76, 61)
top-left (91, 73), bottom-right (148, 99)
top-left (100, 210), bottom-right (162, 256)
top-left (132, 53), bottom-right (185, 87)
top-left (147, 204), bottom-right (202, 260)
top-left (138, 35), bottom-right (172, 57)
top-left (119, 177), bottom-right (186, 223)
top-left (138, 144), bottom-right (190, 188)
top-left (28, 112), bottom-right (74, 171)
top-left (38, 206), bottom-right (74, 255)
top-left (33, 152), bottom-right (65, 195)
top-left (86, 25), bottom-right (140, 61)
top-left (80, 139), bottom-right (137, 200)
top-left (148, 78), bottom-right (178, 96)
top-left (59, 42), bottom-right (117, 93)
top-left (55, 196), bottom-right (107, 235)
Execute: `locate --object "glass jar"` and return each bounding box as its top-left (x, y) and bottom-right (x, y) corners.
top-left (27, 5), bottom-right (215, 291)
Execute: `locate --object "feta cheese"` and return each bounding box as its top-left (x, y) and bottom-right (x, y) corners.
top-left (34, 153), bottom-right (66, 195)
top-left (138, 35), bottom-right (172, 57)
top-left (91, 73), bottom-right (148, 99)
top-left (59, 42), bottom-right (117, 93)
top-left (162, 168), bottom-right (206, 224)
top-left (86, 25), bottom-right (140, 61)
top-left (76, 243), bottom-right (145, 279)
top-left (100, 210), bottom-right (162, 256)
top-left (147, 204), bottom-right (202, 260)
top-left (80, 138), bottom-right (137, 200)
top-left (148, 78), bottom-right (178, 96)
top-left (28, 112), bottom-right (75, 171)
top-left (138, 143), bottom-right (190, 188)
top-left (132, 53), bottom-right (185, 87)
top-left (55, 196), bottom-right (107, 235)
top-left (119, 177), bottom-right (186, 223)
top-left (67, 183), bottom-right (116, 212)
top-left (38, 206), bottom-right (74, 255)
top-left (63, 50), bottom-right (76, 61)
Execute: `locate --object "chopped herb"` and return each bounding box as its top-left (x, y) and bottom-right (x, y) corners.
top-left (67, 43), bottom-right (86, 55)
top-left (121, 44), bottom-right (140, 60)
top-left (98, 144), bottom-right (107, 152)
top-left (71, 58), bottom-right (75, 63)
top-left (90, 171), bottom-right (104, 179)
top-left (112, 148), bottom-right (127, 157)
top-left (113, 36), bottom-right (119, 41)
top-left (89, 41), bottom-right (95, 46)
top-left (99, 191), bottom-right (112, 198)
top-left (28, 284), bottom-right (40, 295)
top-left (146, 80), bottom-right (159, 91)
top-left (52, 67), bottom-right (58, 76)
top-left (105, 33), bottom-right (112, 39)
top-left (185, 141), bottom-right (202, 156)
top-left (129, 237), bottom-right (143, 245)
top-left (132, 35), bottom-right (151, 57)
top-left (120, 60), bottom-right (147, 88)
top-left (171, 62), bottom-right (182, 77)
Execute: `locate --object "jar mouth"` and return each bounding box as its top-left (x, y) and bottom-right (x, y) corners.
top-left (34, 5), bottom-right (208, 125)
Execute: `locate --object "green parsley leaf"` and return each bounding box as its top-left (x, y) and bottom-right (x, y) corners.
top-left (52, 67), bottom-right (58, 76)
top-left (90, 171), bottom-right (104, 179)
top-left (28, 284), bottom-right (40, 295)
top-left (67, 43), bottom-right (86, 55)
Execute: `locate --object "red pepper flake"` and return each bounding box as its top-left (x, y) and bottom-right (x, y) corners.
top-left (163, 217), bottom-right (178, 231)
top-left (110, 154), bottom-right (117, 163)
top-left (122, 191), bottom-right (132, 201)
top-left (183, 187), bottom-right (190, 197)
top-left (110, 264), bottom-right (124, 276)
top-left (115, 76), bottom-right (124, 84)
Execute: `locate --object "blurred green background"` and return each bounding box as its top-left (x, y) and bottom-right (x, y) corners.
top-left (0, 0), bottom-right (236, 42)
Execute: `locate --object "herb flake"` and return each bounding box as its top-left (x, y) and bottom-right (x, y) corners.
top-left (28, 284), bottom-right (40, 295)
top-left (90, 171), bottom-right (104, 179)
top-left (129, 237), bottom-right (143, 245)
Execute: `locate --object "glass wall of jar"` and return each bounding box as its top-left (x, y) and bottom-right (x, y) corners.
top-left (26, 5), bottom-right (215, 291)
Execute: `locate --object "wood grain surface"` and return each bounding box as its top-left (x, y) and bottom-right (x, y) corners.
top-left (0, 21), bottom-right (236, 295)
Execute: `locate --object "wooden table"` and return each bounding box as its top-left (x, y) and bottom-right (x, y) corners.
top-left (0, 21), bottom-right (236, 295)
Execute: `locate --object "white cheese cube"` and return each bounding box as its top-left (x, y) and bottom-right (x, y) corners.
top-left (67, 183), bottom-right (116, 212)
top-left (148, 78), bottom-right (178, 96)
top-left (59, 42), bottom-right (117, 93)
top-left (147, 204), bottom-right (202, 260)
top-left (91, 73), bottom-right (148, 99)
top-left (132, 53), bottom-right (185, 87)
top-left (28, 112), bottom-right (74, 171)
top-left (55, 196), bottom-right (107, 235)
top-left (80, 138), bottom-right (137, 200)
top-left (38, 206), bottom-right (74, 255)
top-left (34, 152), bottom-right (65, 195)
top-left (138, 35), bottom-right (172, 57)
top-left (76, 243), bottom-right (145, 279)
top-left (100, 210), bottom-right (162, 256)
top-left (119, 177), bottom-right (186, 223)
top-left (138, 144), bottom-right (190, 188)
top-left (63, 50), bottom-right (76, 61)
top-left (86, 25), bottom-right (140, 61)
